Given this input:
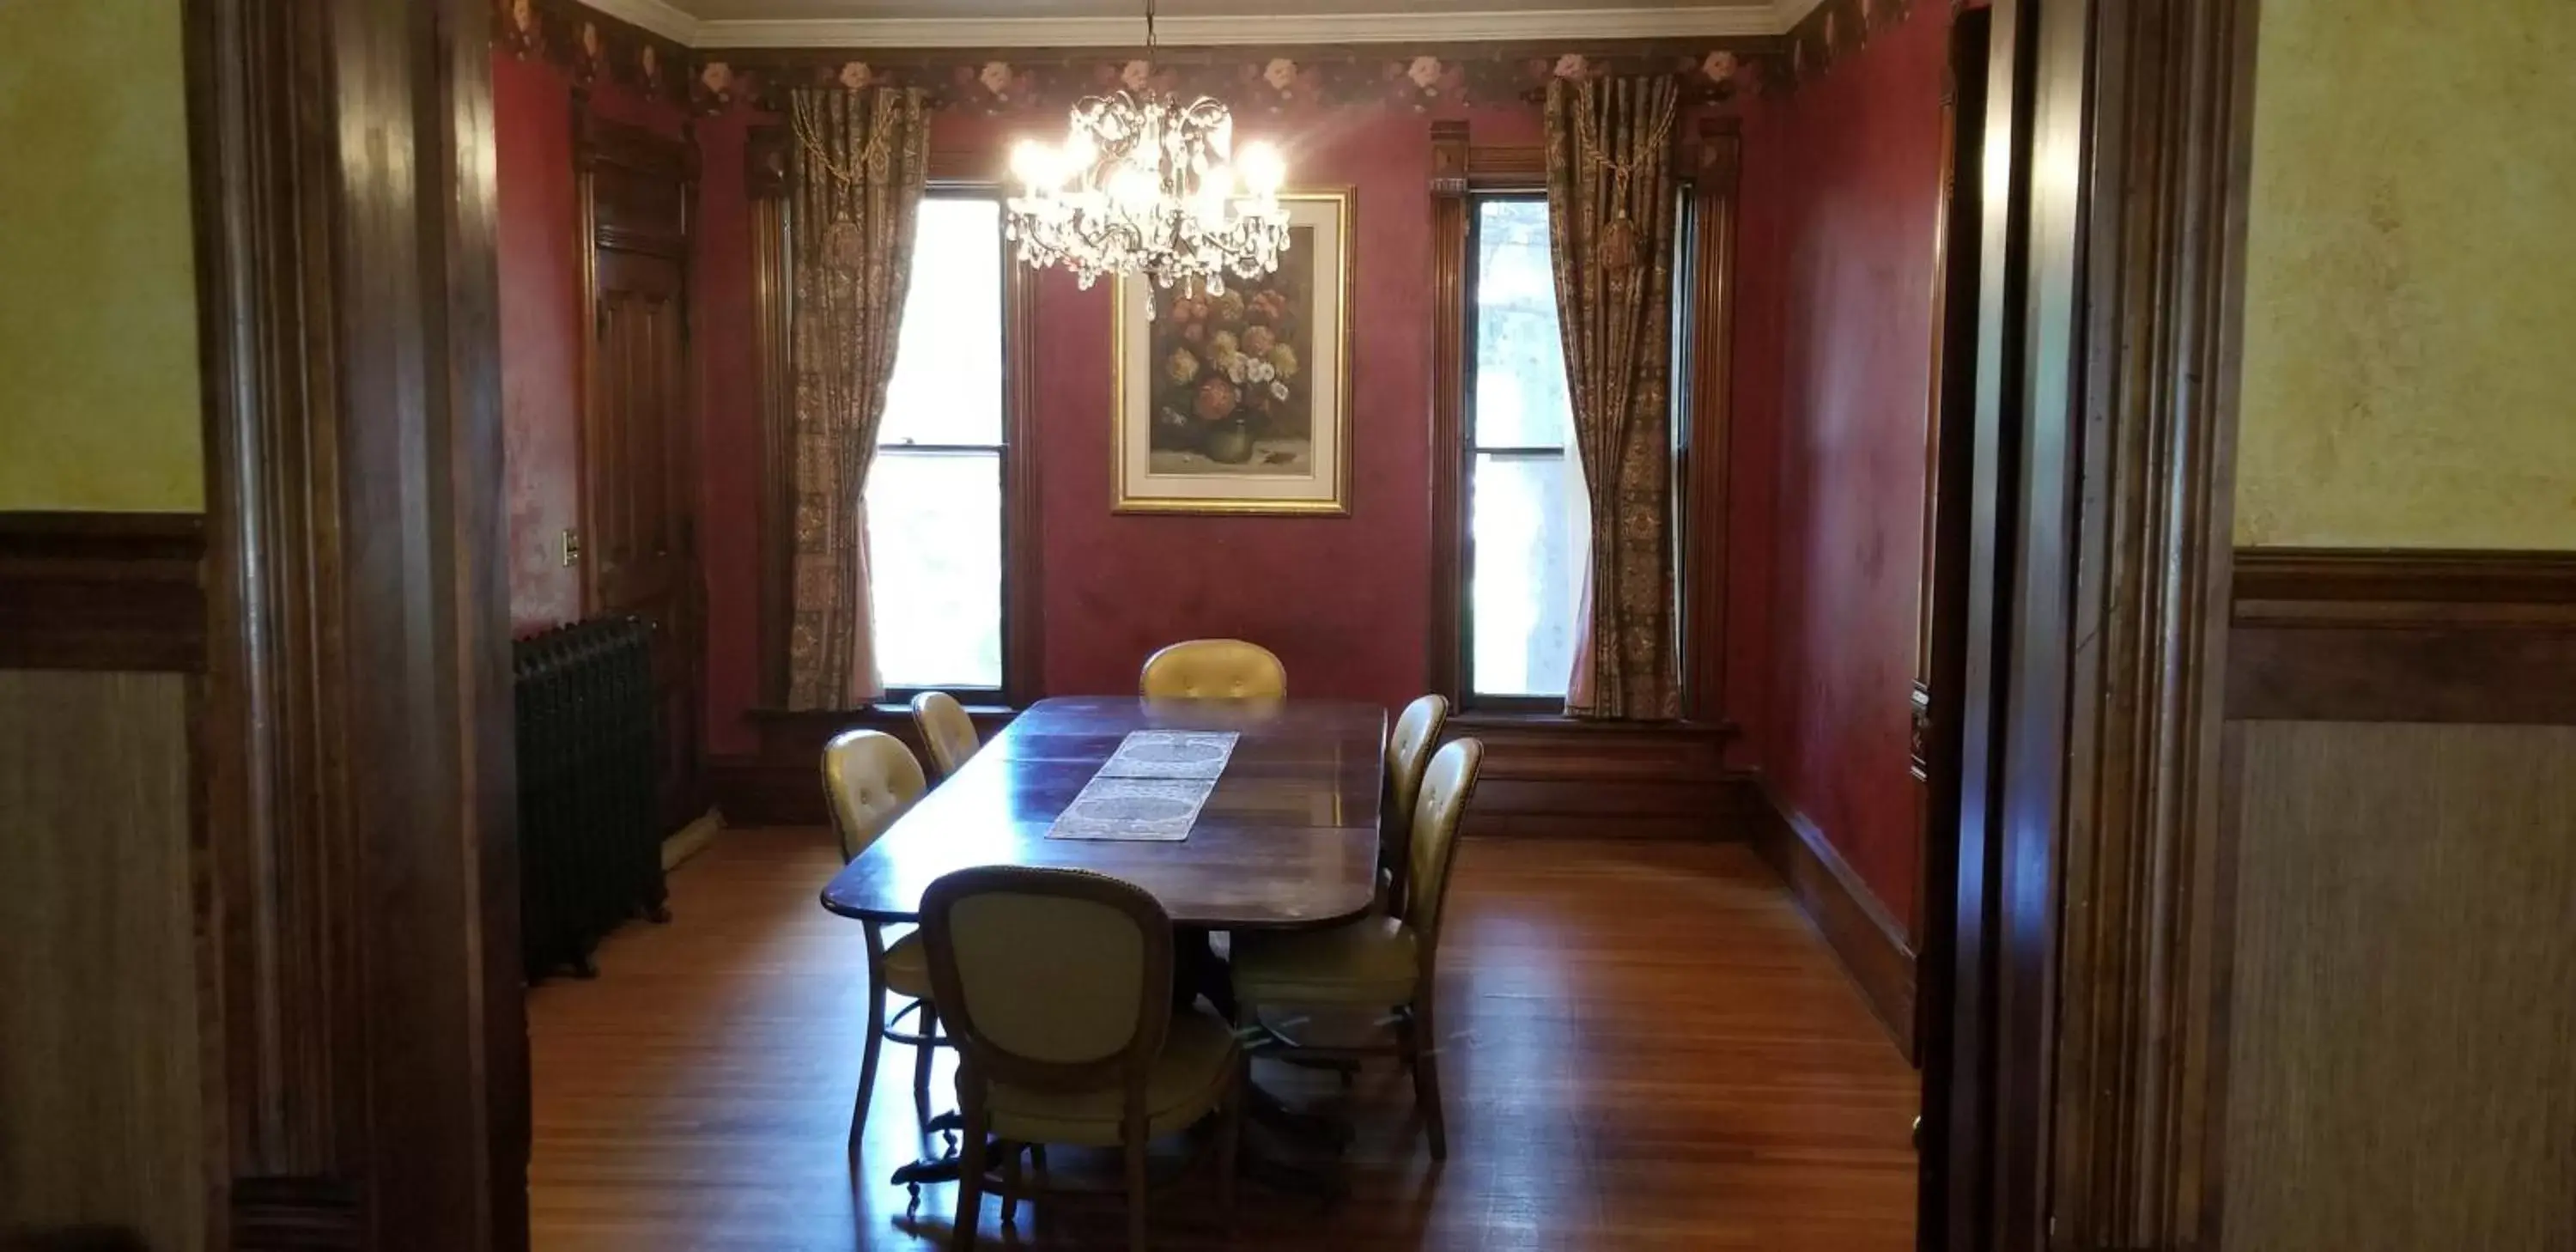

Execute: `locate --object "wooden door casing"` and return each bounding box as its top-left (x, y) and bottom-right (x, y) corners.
top-left (577, 108), bottom-right (702, 836)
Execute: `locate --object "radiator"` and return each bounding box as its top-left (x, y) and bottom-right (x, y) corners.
top-left (513, 616), bottom-right (667, 982)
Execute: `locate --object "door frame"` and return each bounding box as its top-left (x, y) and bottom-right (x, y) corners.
top-left (1923, 1), bottom-right (2261, 1249)
top-left (187, 0), bottom-right (524, 1247)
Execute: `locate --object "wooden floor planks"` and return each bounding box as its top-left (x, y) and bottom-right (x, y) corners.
top-left (528, 830), bottom-right (1918, 1250)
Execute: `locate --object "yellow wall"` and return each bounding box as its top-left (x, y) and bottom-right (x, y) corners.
top-left (2235, 1), bottom-right (2576, 550)
top-left (0, 0), bottom-right (204, 512)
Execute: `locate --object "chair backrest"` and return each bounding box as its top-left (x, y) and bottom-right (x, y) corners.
top-left (919, 866), bottom-right (1175, 1099)
top-left (1399, 738), bottom-right (1484, 958)
top-left (1380, 694), bottom-right (1451, 903)
top-left (1138, 639), bottom-right (1288, 701)
top-left (820, 729), bottom-right (928, 863)
top-left (909, 690), bottom-right (981, 781)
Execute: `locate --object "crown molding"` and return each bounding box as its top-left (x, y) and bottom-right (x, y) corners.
top-left (1771, 0), bottom-right (1829, 27)
top-left (690, 7), bottom-right (1781, 49)
top-left (586, 0), bottom-right (705, 43)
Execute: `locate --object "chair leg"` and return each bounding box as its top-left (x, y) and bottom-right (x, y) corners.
top-left (951, 1101), bottom-right (988, 1252)
top-left (1409, 998), bottom-right (1448, 1161)
top-left (911, 1000), bottom-right (941, 1128)
top-left (1216, 1058), bottom-right (1245, 1233)
top-left (1123, 1118), bottom-right (1151, 1252)
top-left (999, 1141), bottom-right (1023, 1227)
top-left (852, 924), bottom-right (890, 1162)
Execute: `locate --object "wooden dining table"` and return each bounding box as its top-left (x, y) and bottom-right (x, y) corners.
top-left (819, 696), bottom-right (1386, 932)
top-left (818, 695), bottom-right (1389, 1198)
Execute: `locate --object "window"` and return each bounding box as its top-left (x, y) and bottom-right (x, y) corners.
top-left (866, 195), bottom-right (1006, 692)
top-left (1464, 196), bottom-right (1590, 702)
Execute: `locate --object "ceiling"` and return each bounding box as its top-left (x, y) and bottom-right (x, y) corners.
top-left (590, 0), bottom-right (1820, 47)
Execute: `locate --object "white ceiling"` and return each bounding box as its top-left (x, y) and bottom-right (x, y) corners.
top-left (589, 0), bottom-right (1822, 47)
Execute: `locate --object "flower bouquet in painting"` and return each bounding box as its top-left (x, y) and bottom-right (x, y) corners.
top-left (1146, 247), bottom-right (1313, 474)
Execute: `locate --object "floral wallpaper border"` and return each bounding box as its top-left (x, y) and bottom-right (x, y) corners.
top-left (488, 0), bottom-right (1786, 116)
top-left (492, 0), bottom-right (1966, 115)
top-left (690, 43), bottom-right (1779, 117)
top-left (494, 0), bottom-right (697, 108)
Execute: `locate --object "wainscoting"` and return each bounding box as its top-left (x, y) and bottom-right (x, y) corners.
top-left (2217, 549), bottom-right (2576, 1252)
top-left (0, 512), bottom-right (210, 1251)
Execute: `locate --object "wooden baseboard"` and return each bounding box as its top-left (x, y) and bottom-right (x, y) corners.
top-left (1445, 714), bottom-right (1746, 839)
top-left (1752, 784), bottom-right (1917, 1061)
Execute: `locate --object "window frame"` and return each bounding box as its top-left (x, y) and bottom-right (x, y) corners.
top-left (866, 189), bottom-right (1015, 702)
top-left (747, 143), bottom-right (1044, 712)
top-left (1460, 190), bottom-right (1586, 713)
top-left (1425, 120), bottom-right (1741, 721)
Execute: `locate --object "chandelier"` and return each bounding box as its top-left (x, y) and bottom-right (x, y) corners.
top-left (1004, 0), bottom-right (1291, 299)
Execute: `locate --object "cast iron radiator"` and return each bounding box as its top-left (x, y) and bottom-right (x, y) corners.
top-left (513, 616), bottom-right (667, 981)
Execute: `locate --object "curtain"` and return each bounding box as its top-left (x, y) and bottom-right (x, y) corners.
top-left (1544, 76), bottom-right (1682, 720)
top-left (785, 87), bottom-right (927, 710)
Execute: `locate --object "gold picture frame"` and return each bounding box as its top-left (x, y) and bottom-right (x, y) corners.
top-left (1112, 188), bottom-right (1355, 515)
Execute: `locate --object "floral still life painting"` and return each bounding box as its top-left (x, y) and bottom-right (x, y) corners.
top-left (1115, 190), bottom-right (1352, 514)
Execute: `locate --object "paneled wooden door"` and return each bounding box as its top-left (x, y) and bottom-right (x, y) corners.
top-left (580, 111), bottom-right (703, 836)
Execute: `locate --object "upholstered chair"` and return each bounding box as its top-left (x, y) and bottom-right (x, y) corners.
top-left (920, 866), bottom-right (1244, 1252)
top-left (1137, 639), bottom-right (1288, 701)
top-left (1380, 694), bottom-right (1450, 910)
top-left (821, 728), bottom-right (944, 1156)
top-left (1229, 737), bottom-right (1484, 1159)
top-left (910, 690), bottom-right (981, 781)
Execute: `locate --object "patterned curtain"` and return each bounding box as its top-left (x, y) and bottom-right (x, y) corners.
top-left (1544, 76), bottom-right (1683, 720)
top-left (786, 87), bottom-right (927, 709)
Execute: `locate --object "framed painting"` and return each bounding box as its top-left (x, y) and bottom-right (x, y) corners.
top-left (1113, 188), bottom-right (1354, 515)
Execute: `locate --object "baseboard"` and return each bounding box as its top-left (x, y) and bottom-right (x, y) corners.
top-left (663, 807), bottom-right (723, 871)
top-left (1752, 784), bottom-right (1917, 1061)
top-left (1444, 714), bottom-right (1747, 839)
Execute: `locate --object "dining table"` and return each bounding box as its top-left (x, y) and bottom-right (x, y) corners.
top-left (817, 695), bottom-right (1388, 1195)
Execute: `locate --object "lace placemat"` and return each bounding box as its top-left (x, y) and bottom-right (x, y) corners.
top-left (1045, 776), bottom-right (1217, 842)
top-left (1093, 729), bottom-right (1240, 781)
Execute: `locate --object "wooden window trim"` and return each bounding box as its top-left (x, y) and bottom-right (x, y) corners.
top-left (1426, 118), bottom-right (1740, 723)
top-left (746, 131), bottom-right (1044, 709)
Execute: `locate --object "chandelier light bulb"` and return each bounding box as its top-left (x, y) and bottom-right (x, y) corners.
top-left (1238, 142), bottom-right (1285, 197)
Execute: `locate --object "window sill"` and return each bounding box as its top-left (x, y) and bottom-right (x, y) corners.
top-left (1444, 708), bottom-right (1740, 739)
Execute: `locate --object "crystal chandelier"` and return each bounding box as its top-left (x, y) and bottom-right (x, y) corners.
top-left (1004, 0), bottom-right (1291, 299)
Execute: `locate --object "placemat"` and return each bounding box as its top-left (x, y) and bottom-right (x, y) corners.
top-left (1093, 729), bottom-right (1240, 781)
top-left (1045, 777), bottom-right (1217, 842)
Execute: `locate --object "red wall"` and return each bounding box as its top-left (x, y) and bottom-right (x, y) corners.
top-left (496, 52), bottom-right (583, 632)
top-left (693, 104), bottom-right (1638, 756)
top-left (1742, 5), bottom-right (1949, 930)
top-left (495, 51), bottom-right (689, 635)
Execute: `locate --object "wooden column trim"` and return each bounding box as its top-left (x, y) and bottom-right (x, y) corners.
top-left (1680, 116), bottom-right (1740, 724)
top-left (746, 124), bottom-right (793, 708)
top-left (1425, 119), bottom-right (1470, 703)
top-left (186, 0), bottom-right (523, 1245)
top-left (999, 247), bottom-right (1046, 705)
top-left (2043, 1), bottom-right (2260, 1247)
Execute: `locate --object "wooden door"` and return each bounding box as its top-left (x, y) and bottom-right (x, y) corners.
top-left (579, 112), bottom-right (702, 836)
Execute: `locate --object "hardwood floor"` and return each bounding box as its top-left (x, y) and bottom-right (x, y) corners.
top-left (528, 830), bottom-right (1919, 1250)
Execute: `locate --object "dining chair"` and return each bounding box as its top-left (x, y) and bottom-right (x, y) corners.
top-left (920, 866), bottom-right (1245, 1252)
top-left (1228, 736), bottom-right (1484, 1159)
top-left (1380, 694), bottom-right (1450, 911)
top-left (821, 728), bottom-right (945, 1158)
top-left (910, 690), bottom-right (981, 781)
top-left (1138, 639), bottom-right (1287, 700)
